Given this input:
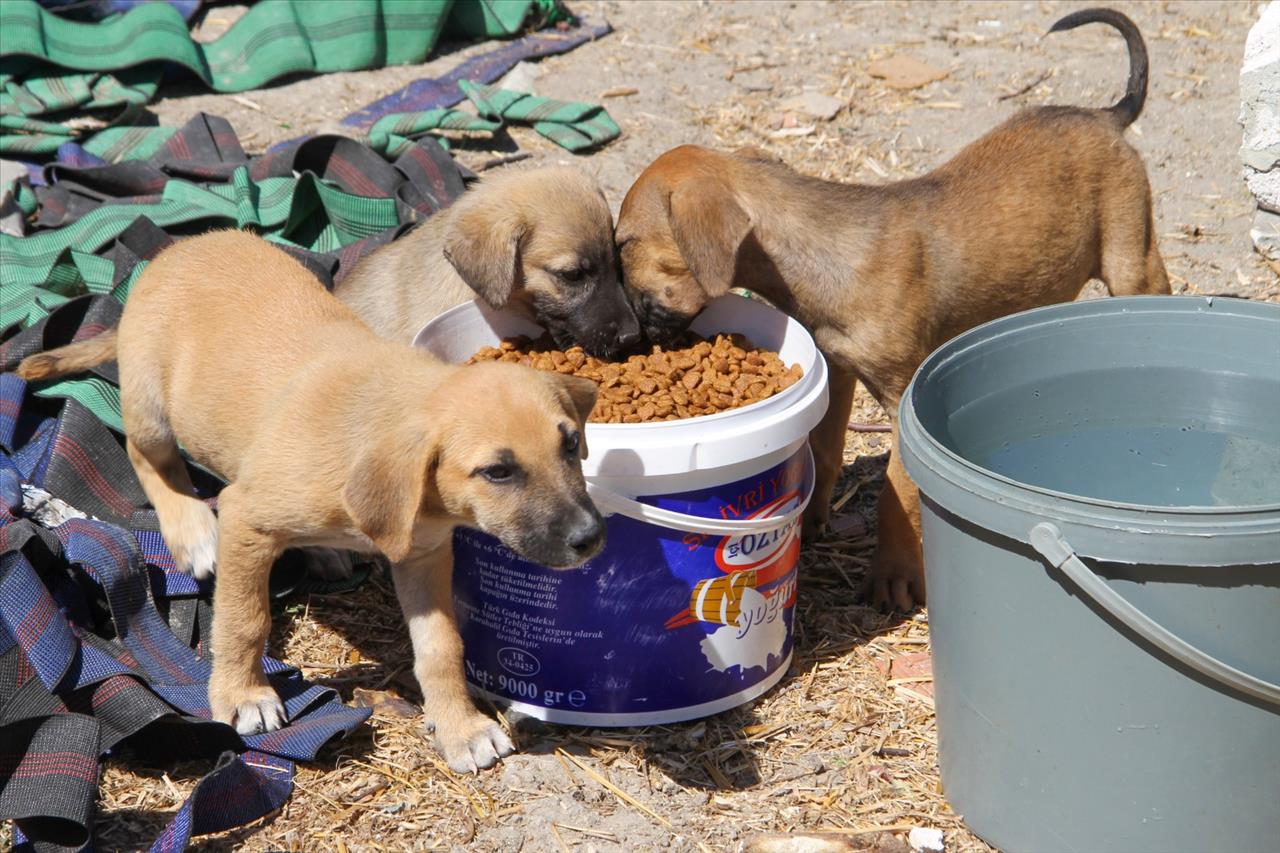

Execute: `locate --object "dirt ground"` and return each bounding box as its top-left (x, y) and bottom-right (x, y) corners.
top-left (88, 1), bottom-right (1279, 851)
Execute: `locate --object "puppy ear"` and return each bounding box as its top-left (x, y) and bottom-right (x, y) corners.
top-left (552, 374), bottom-right (597, 458)
top-left (668, 177), bottom-right (753, 297)
top-left (341, 427), bottom-right (438, 563)
top-left (442, 197), bottom-right (526, 308)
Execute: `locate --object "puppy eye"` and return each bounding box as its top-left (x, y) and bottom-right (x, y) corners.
top-left (558, 266), bottom-right (587, 284)
top-left (475, 464), bottom-right (514, 483)
top-left (563, 431), bottom-right (581, 456)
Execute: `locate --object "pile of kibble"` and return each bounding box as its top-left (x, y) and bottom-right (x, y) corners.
top-left (468, 333), bottom-right (804, 423)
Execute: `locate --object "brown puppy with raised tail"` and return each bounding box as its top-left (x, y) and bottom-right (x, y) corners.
top-left (17, 230), bottom-right (604, 773)
top-left (614, 8), bottom-right (1169, 611)
top-left (334, 166), bottom-right (642, 357)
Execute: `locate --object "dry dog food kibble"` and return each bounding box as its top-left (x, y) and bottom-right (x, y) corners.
top-left (468, 333), bottom-right (804, 423)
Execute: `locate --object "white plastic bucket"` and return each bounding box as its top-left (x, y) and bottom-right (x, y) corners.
top-left (415, 295), bottom-right (829, 725)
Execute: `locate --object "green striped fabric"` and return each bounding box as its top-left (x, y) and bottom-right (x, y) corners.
top-left (3, 85), bottom-right (618, 162)
top-left (0, 64), bottom-right (160, 117)
top-left (17, 259), bottom-right (147, 429)
top-left (0, 166), bottom-right (406, 330)
top-left (34, 374), bottom-right (125, 432)
top-left (83, 125), bottom-right (178, 164)
top-left (365, 108), bottom-right (501, 158)
top-left (0, 0), bottom-right (455, 153)
top-left (1, 0), bottom-right (454, 92)
top-left (458, 81), bottom-right (620, 151)
top-left (12, 180), bottom-right (37, 216)
top-left (361, 88), bottom-right (622, 156)
top-left (2, 246), bottom-right (123, 331)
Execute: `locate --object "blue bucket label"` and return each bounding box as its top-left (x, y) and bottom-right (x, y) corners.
top-left (452, 446), bottom-right (809, 723)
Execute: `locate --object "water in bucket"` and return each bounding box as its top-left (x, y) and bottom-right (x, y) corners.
top-left (942, 366), bottom-right (1280, 507)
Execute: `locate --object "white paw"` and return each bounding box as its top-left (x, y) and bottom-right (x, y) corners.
top-left (169, 501), bottom-right (219, 579)
top-left (230, 693), bottom-right (287, 735)
top-left (439, 721), bottom-right (515, 774)
top-left (305, 547), bottom-right (355, 581)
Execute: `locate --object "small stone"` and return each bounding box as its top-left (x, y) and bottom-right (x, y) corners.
top-left (494, 60), bottom-right (542, 94)
top-left (908, 827), bottom-right (945, 852)
top-left (1250, 209), bottom-right (1280, 261)
top-left (779, 91), bottom-right (844, 121)
top-left (1246, 164), bottom-right (1280, 213)
top-left (867, 54), bottom-right (951, 90)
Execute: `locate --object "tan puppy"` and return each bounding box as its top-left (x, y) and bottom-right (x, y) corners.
top-left (614, 9), bottom-right (1169, 611)
top-left (334, 166), bottom-right (641, 357)
top-left (17, 230), bottom-right (604, 773)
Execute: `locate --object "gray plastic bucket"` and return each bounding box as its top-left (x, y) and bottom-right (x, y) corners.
top-left (898, 296), bottom-right (1280, 853)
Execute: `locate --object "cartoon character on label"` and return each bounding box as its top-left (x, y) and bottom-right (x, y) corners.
top-left (665, 490), bottom-right (801, 674)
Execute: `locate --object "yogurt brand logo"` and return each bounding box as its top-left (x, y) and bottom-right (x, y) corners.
top-left (715, 492), bottom-right (802, 575)
top-left (497, 647), bottom-right (541, 677)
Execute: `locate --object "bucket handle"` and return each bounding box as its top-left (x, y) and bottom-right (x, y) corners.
top-left (586, 446), bottom-right (816, 536)
top-left (1029, 522), bottom-right (1280, 707)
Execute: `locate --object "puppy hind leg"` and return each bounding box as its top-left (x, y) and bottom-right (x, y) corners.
top-left (1146, 235), bottom-right (1172, 295)
top-left (802, 362), bottom-right (858, 541)
top-left (865, 418), bottom-right (926, 612)
top-left (207, 484), bottom-right (285, 734)
top-left (393, 539), bottom-right (514, 774)
top-left (1100, 199), bottom-right (1169, 297)
top-left (123, 391), bottom-right (219, 579)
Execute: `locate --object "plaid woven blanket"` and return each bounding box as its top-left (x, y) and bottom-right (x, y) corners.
top-left (0, 116), bottom-right (470, 852)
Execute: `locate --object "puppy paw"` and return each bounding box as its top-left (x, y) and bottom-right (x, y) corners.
top-left (211, 684), bottom-right (287, 735)
top-left (435, 714), bottom-right (515, 774)
top-left (166, 501), bottom-right (219, 579)
top-left (862, 562), bottom-right (926, 613)
top-left (801, 507), bottom-right (829, 543)
top-left (304, 547), bottom-right (355, 582)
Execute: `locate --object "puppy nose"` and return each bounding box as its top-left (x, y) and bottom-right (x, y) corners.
top-left (615, 304), bottom-right (643, 345)
top-left (568, 515), bottom-right (605, 556)
top-left (617, 325), bottom-right (642, 349)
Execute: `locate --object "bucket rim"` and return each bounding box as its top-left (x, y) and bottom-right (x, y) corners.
top-left (906, 296), bottom-right (1280, 516)
top-left (415, 294), bottom-right (830, 479)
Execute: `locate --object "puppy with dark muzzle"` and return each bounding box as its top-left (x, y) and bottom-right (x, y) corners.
top-left (335, 166), bottom-right (641, 358)
top-left (18, 230), bottom-right (605, 773)
top-left (614, 9), bottom-right (1169, 611)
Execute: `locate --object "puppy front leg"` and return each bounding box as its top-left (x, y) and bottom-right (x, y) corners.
top-left (392, 537), bottom-right (514, 774)
top-left (208, 484), bottom-right (286, 734)
top-left (802, 362), bottom-right (858, 540)
top-left (866, 418), bottom-right (926, 612)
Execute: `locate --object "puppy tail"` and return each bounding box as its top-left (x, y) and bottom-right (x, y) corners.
top-left (15, 328), bottom-right (119, 381)
top-left (1048, 7), bottom-right (1148, 127)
